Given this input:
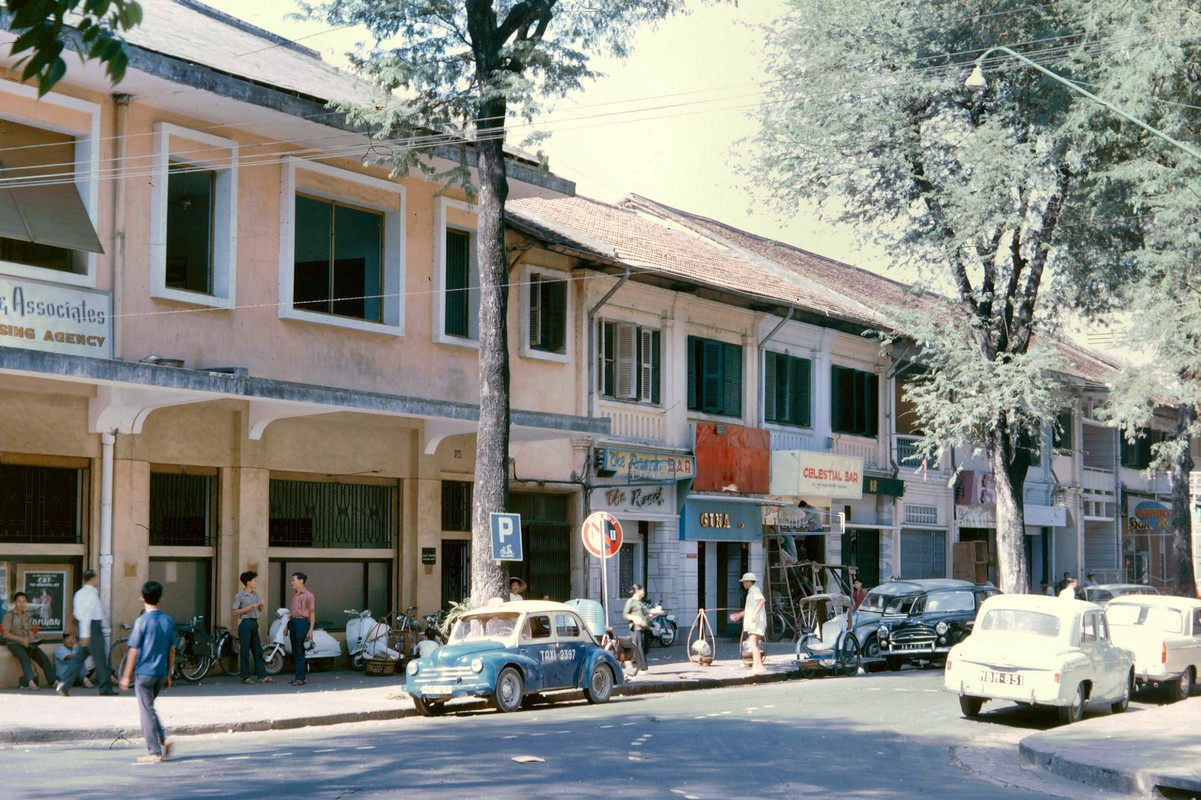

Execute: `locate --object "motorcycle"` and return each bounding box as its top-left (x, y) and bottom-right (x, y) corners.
top-left (262, 608), bottom-right (343, 675)
top-left (648, 603), bottom-right (677, 647)
top-left (345, 608), bottom-right (399, 670)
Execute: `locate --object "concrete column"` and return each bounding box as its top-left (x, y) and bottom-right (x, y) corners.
top-left (110, 457), bottom-right (149, 628)
top-left (224, 467), bottom-right (269, 628)
top-left (410, 477), bottom-right (443, 613)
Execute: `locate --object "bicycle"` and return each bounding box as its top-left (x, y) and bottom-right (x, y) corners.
top-left (173, 615), bottom-right (212, 682)
top-left (108, 622), bottom-right (134, 675)
top-left (206, 624), bottom-right (238, 676)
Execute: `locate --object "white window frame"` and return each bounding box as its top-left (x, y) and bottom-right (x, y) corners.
top-left (0, 82), bottom-right (100, 288)
top-left (432, 196), bottom-right (479, 348)
top-left (278, 156), bottom-right (405, 334)
top-left (149, 123), bottom-right (238, 308)
top-left (598, 318), bottom-right (660, 404)
top-left (518, 262), bottom-right (571, 363)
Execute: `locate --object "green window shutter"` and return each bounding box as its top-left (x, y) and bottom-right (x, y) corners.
top-left (764, 351), bottom-right (778, 422)
top-left (687, 336), bottom-right (699, 410)
top-left (528, 273), bottom-right (543, 348)
top-left (702, 339), bottom-right (724, 414)
top-left (866, 369), bottom-right (879, 436)
top-left (798, 358), bottom-right (812, 427)
top-left (541, 275), bottom-right (566, 353)
top-left (649, 330), bottom-right (661, 405)
top-left (831, 366), bottom-right (845, 432)
top-left (445, 230), bottom-right (470, 337)
top-left (598, 320), bottom-right (612, 397)
top-left (723, 342), bottom-right (742, 417)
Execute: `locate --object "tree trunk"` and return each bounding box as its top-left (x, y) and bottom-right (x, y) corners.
top-left (1170, 403), bottom-right (1197, 597)
top-left (469, 90), bottom-right (511, 606)
top-left (989, 421), bottom-right (1030, 595)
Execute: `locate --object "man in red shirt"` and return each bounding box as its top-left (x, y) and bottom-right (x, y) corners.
top-left (288, 572), bottom-right (316, 686)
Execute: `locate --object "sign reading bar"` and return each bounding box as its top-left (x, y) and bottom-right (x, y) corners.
top-left (595, 447), bottom-right (695, 483)
top-left (0, 274), bottom-right (112, 359)
top-left (773, 451), bottom-right (864, 499)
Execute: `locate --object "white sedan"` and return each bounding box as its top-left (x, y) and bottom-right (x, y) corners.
top-left (1107, 594), bottom-right (1201, 702)
top-left (944, 594), bottom-right (1134, 724)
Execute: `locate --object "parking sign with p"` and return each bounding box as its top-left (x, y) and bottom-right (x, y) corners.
top-left (490, 512), bottom-right (522, 561)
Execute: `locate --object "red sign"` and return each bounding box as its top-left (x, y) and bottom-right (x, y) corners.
top-left (693, 422), bottom-right (770, 494)
top-left (582, 511), bottom-right (623, 559)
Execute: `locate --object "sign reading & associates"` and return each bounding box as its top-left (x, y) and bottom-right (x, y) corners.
top-left (0, 274), bottom-right (112, 358)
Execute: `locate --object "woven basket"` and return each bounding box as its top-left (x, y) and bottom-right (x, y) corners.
top-left (365, 657), bottom-right (397, 676)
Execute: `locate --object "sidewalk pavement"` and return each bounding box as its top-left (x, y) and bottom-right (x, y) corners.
top-left (1019, 696), bottom-right (1201, 797)
top-left (0, 637), bottom-right (788, 745)
top-left (3, 637), bottom-right (1197, 800)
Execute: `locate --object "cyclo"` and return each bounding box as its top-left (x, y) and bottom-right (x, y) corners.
top-left (792, 592), bottom-right (861, 677)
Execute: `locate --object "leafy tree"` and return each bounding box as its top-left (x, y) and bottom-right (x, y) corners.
top-left (2, 0), bottom-right (142, 95)
top-left (750, 0), bottom-right (1201, 593)
top-left (1101, 160), bottom-right (1201, 597)
top-left (302, 0), bottom-right (719, 603)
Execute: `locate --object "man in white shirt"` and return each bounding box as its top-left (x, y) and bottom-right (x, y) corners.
top-left (57, 570), bottom-right (117, 696)
top-left (1058, 577), bottom-right (1078, 600)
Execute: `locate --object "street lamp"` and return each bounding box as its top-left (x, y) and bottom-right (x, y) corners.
top-left (966, 45), bottom-right (1201, 162)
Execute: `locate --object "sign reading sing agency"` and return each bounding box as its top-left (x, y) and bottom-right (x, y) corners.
top-left (0, 274), bottom-right (112, 359)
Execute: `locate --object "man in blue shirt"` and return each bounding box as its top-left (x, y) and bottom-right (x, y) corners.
top-left (118, 581), bottom-right (176, 763)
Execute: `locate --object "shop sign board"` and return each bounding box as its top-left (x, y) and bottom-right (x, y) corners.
top-left (772, 451), bottom-right (864, 500)
top-left (0, 274), bottom-right (112, 359)
top-left (693, 423), bottom-right (770, 494)
top-left (594, 447), bottom-right (695, 484)
top-left (591, 484), bottom-right (674, 516)
top-left (1129, 499), bottom-right (1171, 531)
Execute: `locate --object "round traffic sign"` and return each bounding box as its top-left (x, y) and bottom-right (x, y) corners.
top-left (582, 511), bottom-right (623, 559)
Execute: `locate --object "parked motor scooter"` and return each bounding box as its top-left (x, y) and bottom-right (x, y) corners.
top-left (262, 608), bottom-right (342, 675)
top-left (647, 602), bottom-right (677, 647)
top-left (345, 608), bottom-right (399, 670)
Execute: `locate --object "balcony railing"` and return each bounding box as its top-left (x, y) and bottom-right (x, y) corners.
top-left (599, 405), bottom-right (666, 443)
top-left (893, 434), bottom-right (947, 475)
top-left (831, 434), bottom-right (884, 471)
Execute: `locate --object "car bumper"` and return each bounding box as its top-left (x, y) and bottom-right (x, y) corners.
top-left (406, 675), bottom-right (494, 700)
top-left (945, 668), bottom-right (1067, 706)
top-left (888, 644), bottom-right (951, 657)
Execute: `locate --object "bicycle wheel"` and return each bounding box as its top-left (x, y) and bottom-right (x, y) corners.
top-left (767, 612), bottom-right (787, 643)
top-left (175, 635), bottom-right (212, 682)
top-left (108, 638), bottom-right (131, 675)
top-left (217, 635), bottom-right (239, 676)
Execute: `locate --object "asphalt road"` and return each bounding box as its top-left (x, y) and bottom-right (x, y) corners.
top-left (2, 668), bottom-right (1131, 800)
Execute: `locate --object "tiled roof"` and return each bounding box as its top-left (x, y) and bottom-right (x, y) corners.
top-left (508, 195), bottom-right (888, 329)
top-left (126, 0), bottom-right (375, 106)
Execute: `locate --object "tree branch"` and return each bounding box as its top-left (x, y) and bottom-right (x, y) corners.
top-left (1011, 161), bottom-right (1072, 353)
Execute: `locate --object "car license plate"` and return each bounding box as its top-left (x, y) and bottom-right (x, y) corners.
top-left (979, 670), bottom-right (1022, 686)
top-left (424, 684), bottom-right (456, 695)
top-left (899, 643), bottom-right (929, 651)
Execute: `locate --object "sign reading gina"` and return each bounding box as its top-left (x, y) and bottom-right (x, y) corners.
top-left (490, 512), bottom-right (523, 561)
top-left (0, 274), bottom-right (112, 359)
top-left (773, 451), bottom-right (864, 500)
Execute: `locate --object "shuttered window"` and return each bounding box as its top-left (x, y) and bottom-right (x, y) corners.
top-left (764, 351), bottom-right (812, 427)
top-left (444, 229), bottom-right (471, 337)
top-left (598, 320), bottom-right (660, 404)
top-left (831, 365), bottom-right (878, 437)
top-left (687, 335), bottom-right (742, 417)
top-left (529, 272), bottom-right (567, 353)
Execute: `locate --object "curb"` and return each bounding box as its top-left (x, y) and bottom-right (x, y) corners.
top-left (1019, 738), bottom-right (1201, 798)
top-left (0, 668), bottom-right (798, 746)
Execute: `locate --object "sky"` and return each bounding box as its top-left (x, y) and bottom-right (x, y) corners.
top-left (201, 0), bottom-right (891, 276)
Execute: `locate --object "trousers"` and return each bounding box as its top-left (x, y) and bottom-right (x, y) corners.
top-left (134, 673), bottom-right (167, 756)
top-left (238, 618), bottom-right (267, 680)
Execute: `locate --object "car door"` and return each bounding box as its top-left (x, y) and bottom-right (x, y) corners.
top-left (1076, 611), bottom-right (1111, 702)
top-left (1090, 611), bottom-right (1125, 700)
top-left (1186, 606), bottom-right (1201, 676)
top-left (549, 612), bottom-right (590, 688)
top-left (518, 613), bottom-right (558, 688)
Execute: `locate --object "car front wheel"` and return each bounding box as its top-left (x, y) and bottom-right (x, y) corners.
top-left (959, 696), bottom-right (983, 717)
top-left (585, 664), bottom-right (615, 704)
top-left (412, 696), bottom-right (445, 717)
top-left (493, 667), bottom-right (524, 713)
top-left (1058, 683), bottom-right (1085, 725)
top-left (1171, 667), bottom-right (1193, 702)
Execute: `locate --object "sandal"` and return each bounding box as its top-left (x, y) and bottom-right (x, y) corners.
top-left (261, 677), bottom-right (275, 684)
top-left (243, 678), bottom-right (256, 685)
top-left (289, 679), bottom-right (306, 686)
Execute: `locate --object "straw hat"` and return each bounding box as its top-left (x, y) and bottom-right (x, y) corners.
top-left (508, 576), bottom-right (528, 593)
top-left (740, 572), bottom-right (758, 583)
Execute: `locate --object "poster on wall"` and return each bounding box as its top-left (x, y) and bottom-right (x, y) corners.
top-left (21, 569), bottom-right (67, 636)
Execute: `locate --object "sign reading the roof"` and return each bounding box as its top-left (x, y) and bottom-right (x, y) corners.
top-left (0, 274), bottom-right (111, 359)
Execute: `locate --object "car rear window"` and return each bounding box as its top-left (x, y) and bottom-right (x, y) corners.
top-left (1107, 604), bottom-right (1183, 634)
top-left (979, 608), bottom-right (1060, 637)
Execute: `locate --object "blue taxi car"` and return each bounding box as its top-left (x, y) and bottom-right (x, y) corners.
top-left (404, 600), bottom-right (623, 715)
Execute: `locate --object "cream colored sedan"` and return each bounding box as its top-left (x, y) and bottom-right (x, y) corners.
top-left (944, 594), bottom-right (1134, 724)
top-left (1107, 594), bottom-right (1201, 702)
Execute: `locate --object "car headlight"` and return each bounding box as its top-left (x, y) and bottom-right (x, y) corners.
top-left (407, 660), bottom-right (419, 676)
top-left (935, 622), bottom-right (949, 635)
top-left (877, 625), bottom-right (890, 641)
top-left (470, 658), bottom-right (484, 673)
